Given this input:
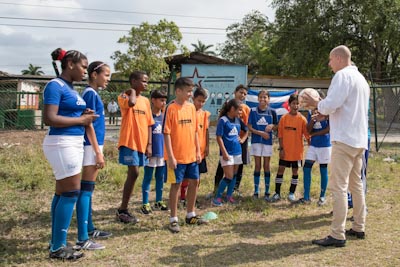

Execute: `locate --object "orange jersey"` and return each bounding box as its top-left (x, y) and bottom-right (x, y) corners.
top-left (239, 103), bottom-right (250, 138)
top-left (163, 101), bottom-right (198, 164)
top-left (118, 93), bottom-right (154, 153)
top-left (197, 109), bottom-right (210, 159)
top-left (278, 112), bottom-right (309, 161)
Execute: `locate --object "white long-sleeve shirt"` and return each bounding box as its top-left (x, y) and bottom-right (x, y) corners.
top-left (318, 65), bottom-right (370, 149)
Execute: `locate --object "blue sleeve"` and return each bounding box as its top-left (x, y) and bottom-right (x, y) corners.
top-left (83, 91), bottom-right (97, 113)
top-left (216, 118), bottom-right (224, 136)
top-left (43, 81), bottom-right (62, 105)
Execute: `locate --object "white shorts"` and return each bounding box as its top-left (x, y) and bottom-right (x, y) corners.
top-left (305, 146), bottom-right (332, 164)
top-left (220, 155), bottom-right (242, 167)
top-left (146, 157), bottom-right (165, 168)
top-left (250, 143), bottom-right (273, 157)
top-left (83, 145), bottom-right (104, 166)
top-left (43, 135), bottom-right (84, 180)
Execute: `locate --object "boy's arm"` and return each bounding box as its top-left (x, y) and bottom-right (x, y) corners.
top-left (85, 124), bottom-right (105, 169)
top-left (195, 132), bottom-right (201, 163)
top-left (216, 136), bottom-right (229, 161)
top-left (146, 126), bottom-right (152, 158)
top-left (278, 137), bottom-right (285, 159)
top-left (124, 89), bottom-right (137, 107)
top-left (205, 128), bottom-right (209, 157)
top-left (164, 134), bottom-right (177, 169)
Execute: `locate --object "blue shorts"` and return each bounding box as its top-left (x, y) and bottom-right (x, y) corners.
top-left (165, 162), bottom-right (199, 184)
top-left (119, 146), bottom-right (147, 166)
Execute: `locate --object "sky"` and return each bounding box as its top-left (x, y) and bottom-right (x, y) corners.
top-left (0, 0), bottom-right (275, 75)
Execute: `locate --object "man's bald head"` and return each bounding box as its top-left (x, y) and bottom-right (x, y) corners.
top-left (328, 45), bottom-right (352, 73)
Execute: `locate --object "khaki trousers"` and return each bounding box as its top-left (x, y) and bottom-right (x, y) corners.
top-left (329, 141), bottom-right (366, 240)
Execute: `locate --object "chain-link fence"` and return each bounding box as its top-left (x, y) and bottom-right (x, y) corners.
top-left (0, 75), bottom-right (399, 151)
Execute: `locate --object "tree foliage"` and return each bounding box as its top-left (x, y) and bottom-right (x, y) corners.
top-left (111, 19), bottom-right (187, 81)
top-left (21, 64), bottom-right (44, 76)
top-left (218, 11), bottom-right (281, 75)
top-left (191, 40), bottom-right (216, 55)
top-left (272, 0), bottom-right (400, 80)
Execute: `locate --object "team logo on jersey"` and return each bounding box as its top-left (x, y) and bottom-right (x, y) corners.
top-left (313, 121), bottom-right (322, 129)
top-left (76, 95), bottom-right (86, 106)
top-left (133, 109), bottom-right (146, 115)
top-left (256, 117), bottom-right (268, 126)
top-left (178, 119), bottom-right (192, 125)
top-left (228, 127), bottom-right (238, 136)
top-left (153, 124), bottom-right (162, 134)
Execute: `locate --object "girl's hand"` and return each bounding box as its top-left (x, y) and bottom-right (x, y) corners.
top-left (95, 153), bottom-right (105, 169)
top-left (81, 114), bottom-right (99, 126)
top-left (260, 131), bottom-right (270, 140)
top-left (222, 153), bottom-right (230, 161)
top-left (265, 124), bottom-right (274, 132)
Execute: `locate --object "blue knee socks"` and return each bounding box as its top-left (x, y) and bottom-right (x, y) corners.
top-left (303, 161), bottom-right (313, 200)
top-left (253, 172), bottom-right (260, 195)
top-left (320, 164), bottom-right (328, 198)
top-left (264, 171), bottom-right (271, 195)
top-left (142, 166), bottom-right (154, 204)
top-left (227, 175), bottom-right (237, 197)
top-left (50, 194), bottom-right (60, 246)
top-left (216, 177), bottom-right (231, 199)
top-left (77, 181), bottom-right (95, 242)
top-left (52, 190), bottom-right (79, 251)
top-left (155, 166), bottom-right (165, 202)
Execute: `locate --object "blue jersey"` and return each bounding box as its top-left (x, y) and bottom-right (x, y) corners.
top-left (82, 86), bottom-right (105, 146)
top-left (151, 113), bottom-right (164, 157)
top-left (248, 106), bottom-right (277, 145)
top-left (216, 116), bottom-right (248, 156)
top-left (308, 111), bottom-right (331, 147)
top-left (43, 78), bottom-right (86, 136)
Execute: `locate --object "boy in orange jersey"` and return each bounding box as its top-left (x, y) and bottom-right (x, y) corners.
top-left (270, 94), bottom-right (309, 203)
top-left (180, 87), bottom-right (210, 206)
top-left (164, 77), bottom-right (207, 233)
top-left (116, 71), bottom-right (154, 223)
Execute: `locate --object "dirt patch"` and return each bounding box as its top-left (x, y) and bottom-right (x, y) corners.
top-left (0, 130), bottom-right (47, 146)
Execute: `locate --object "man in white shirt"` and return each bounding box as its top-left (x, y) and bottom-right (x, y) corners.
top-left (107, 99), bottom-right (119, 125)
top-left (303, 45), bottom-right (369, 247)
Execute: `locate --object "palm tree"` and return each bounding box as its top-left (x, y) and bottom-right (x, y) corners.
top-left (191, 40), bottom-right (216, 56)
top-left (21, 64), bottom-right (44, 75)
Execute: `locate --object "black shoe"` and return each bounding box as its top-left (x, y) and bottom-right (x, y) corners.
top-left (345, 228), bottom-right (365, 239)
top-left (312, 236), bottom-right (346, 247)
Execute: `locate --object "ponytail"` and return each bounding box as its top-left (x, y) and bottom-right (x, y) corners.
top-left (50, 48), bottom-right (87, 75)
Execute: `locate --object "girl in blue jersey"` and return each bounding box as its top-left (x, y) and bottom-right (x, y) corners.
top-left (43, 48), bottom-right (99, 261)
top-left (298, 108), bottom-right (331, 205)
top-left (213, 99), bottom-right (248, 206)
top-left (140, 89), bottom-right (168, 214)
top-left (248, 90), bottom-right (278, 200)
top-left (76, 61), bottom-right (111, 250)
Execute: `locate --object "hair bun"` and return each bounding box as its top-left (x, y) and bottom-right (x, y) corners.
top-left (51, 48), bottom-right (67, 61)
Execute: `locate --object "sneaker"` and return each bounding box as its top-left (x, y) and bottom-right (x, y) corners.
top-left (76, 239), bottom-right (105, 250)
top-left (270, 193), bottom-right (281, 202)
top-left (288, 193), bottom-right (296, 202)
top-left (212, 197), bottom-right (223, 207)
top-left (116, 209), bottom-right (139, 224)
top-left (317, 197), bottom-right (327, 206)
top-left (89, 229), bottom-right (112, 239)
top-left (140, 203), bottom-right (152, 215)
top-left (185, 215), bottom-right (208, 225)
top-left (253, 193), bottom-right (259, 199)
top-left (153, 201), bottom-right (168, 211)
top-left (345, 228), bottom-right (365, 239)
top-left (264, 193), bottom-right (271, 202)
top-left (168, 221), bottom-right (180, 233)
top-left (49, 246), bottom-right (84, 261)
top-left (225, 196), bottom-right (237, 204)
top-left (297, 198), bottom-right (311, 205)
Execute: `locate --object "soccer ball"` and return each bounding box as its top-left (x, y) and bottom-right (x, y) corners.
top-left (299, 88), bottom-right (320, 110)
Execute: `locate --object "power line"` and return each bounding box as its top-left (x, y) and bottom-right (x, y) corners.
top-left (0, 2), bottom-right (238, 21)
top-left (0, 16), bottom-right (226, 31)
top-left (0, 23), bottom-right (225, 35)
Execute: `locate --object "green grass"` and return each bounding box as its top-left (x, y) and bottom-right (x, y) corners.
top-left (0, 131), bottom-right (399, 266)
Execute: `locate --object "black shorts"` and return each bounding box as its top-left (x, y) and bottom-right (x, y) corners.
top-left (199, 158), bottom-right (208, 174)
top-left (279, 159), bottom-right (302, 168)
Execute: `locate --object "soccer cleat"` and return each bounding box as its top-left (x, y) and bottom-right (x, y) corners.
top-left (89, 229), bottom-right (112, 239)
top-left (253, 193), bottom-right (259, 199)
top-left (264, 193), bottom-right (271, 202)
top-left (317, 197), bottom-right (327, 206)
top-left (140, 203), bottom-right (152, 215)
top-left (76, 239), bottom-right (105, 250)
top-left (297, 198), bottom-right (311, 205)
top-left (49, 246), bottom-right (84, 261)
top-left (168, 221), bottom-right (180, 233)
top-left (212, 198), bottom-right (223, 207)
top-left (116, 209), bottom-right (139, 224)
top-left (288, 193), bottom-right (296, 202)
top-left (225, 196), bottom-right (237, 204)
top-left (153, 201), bottom-right (168, 211)
top-left (185, 215), bottom-right (208, 225)
top-left (270, 193), bottom-right (281, 202)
